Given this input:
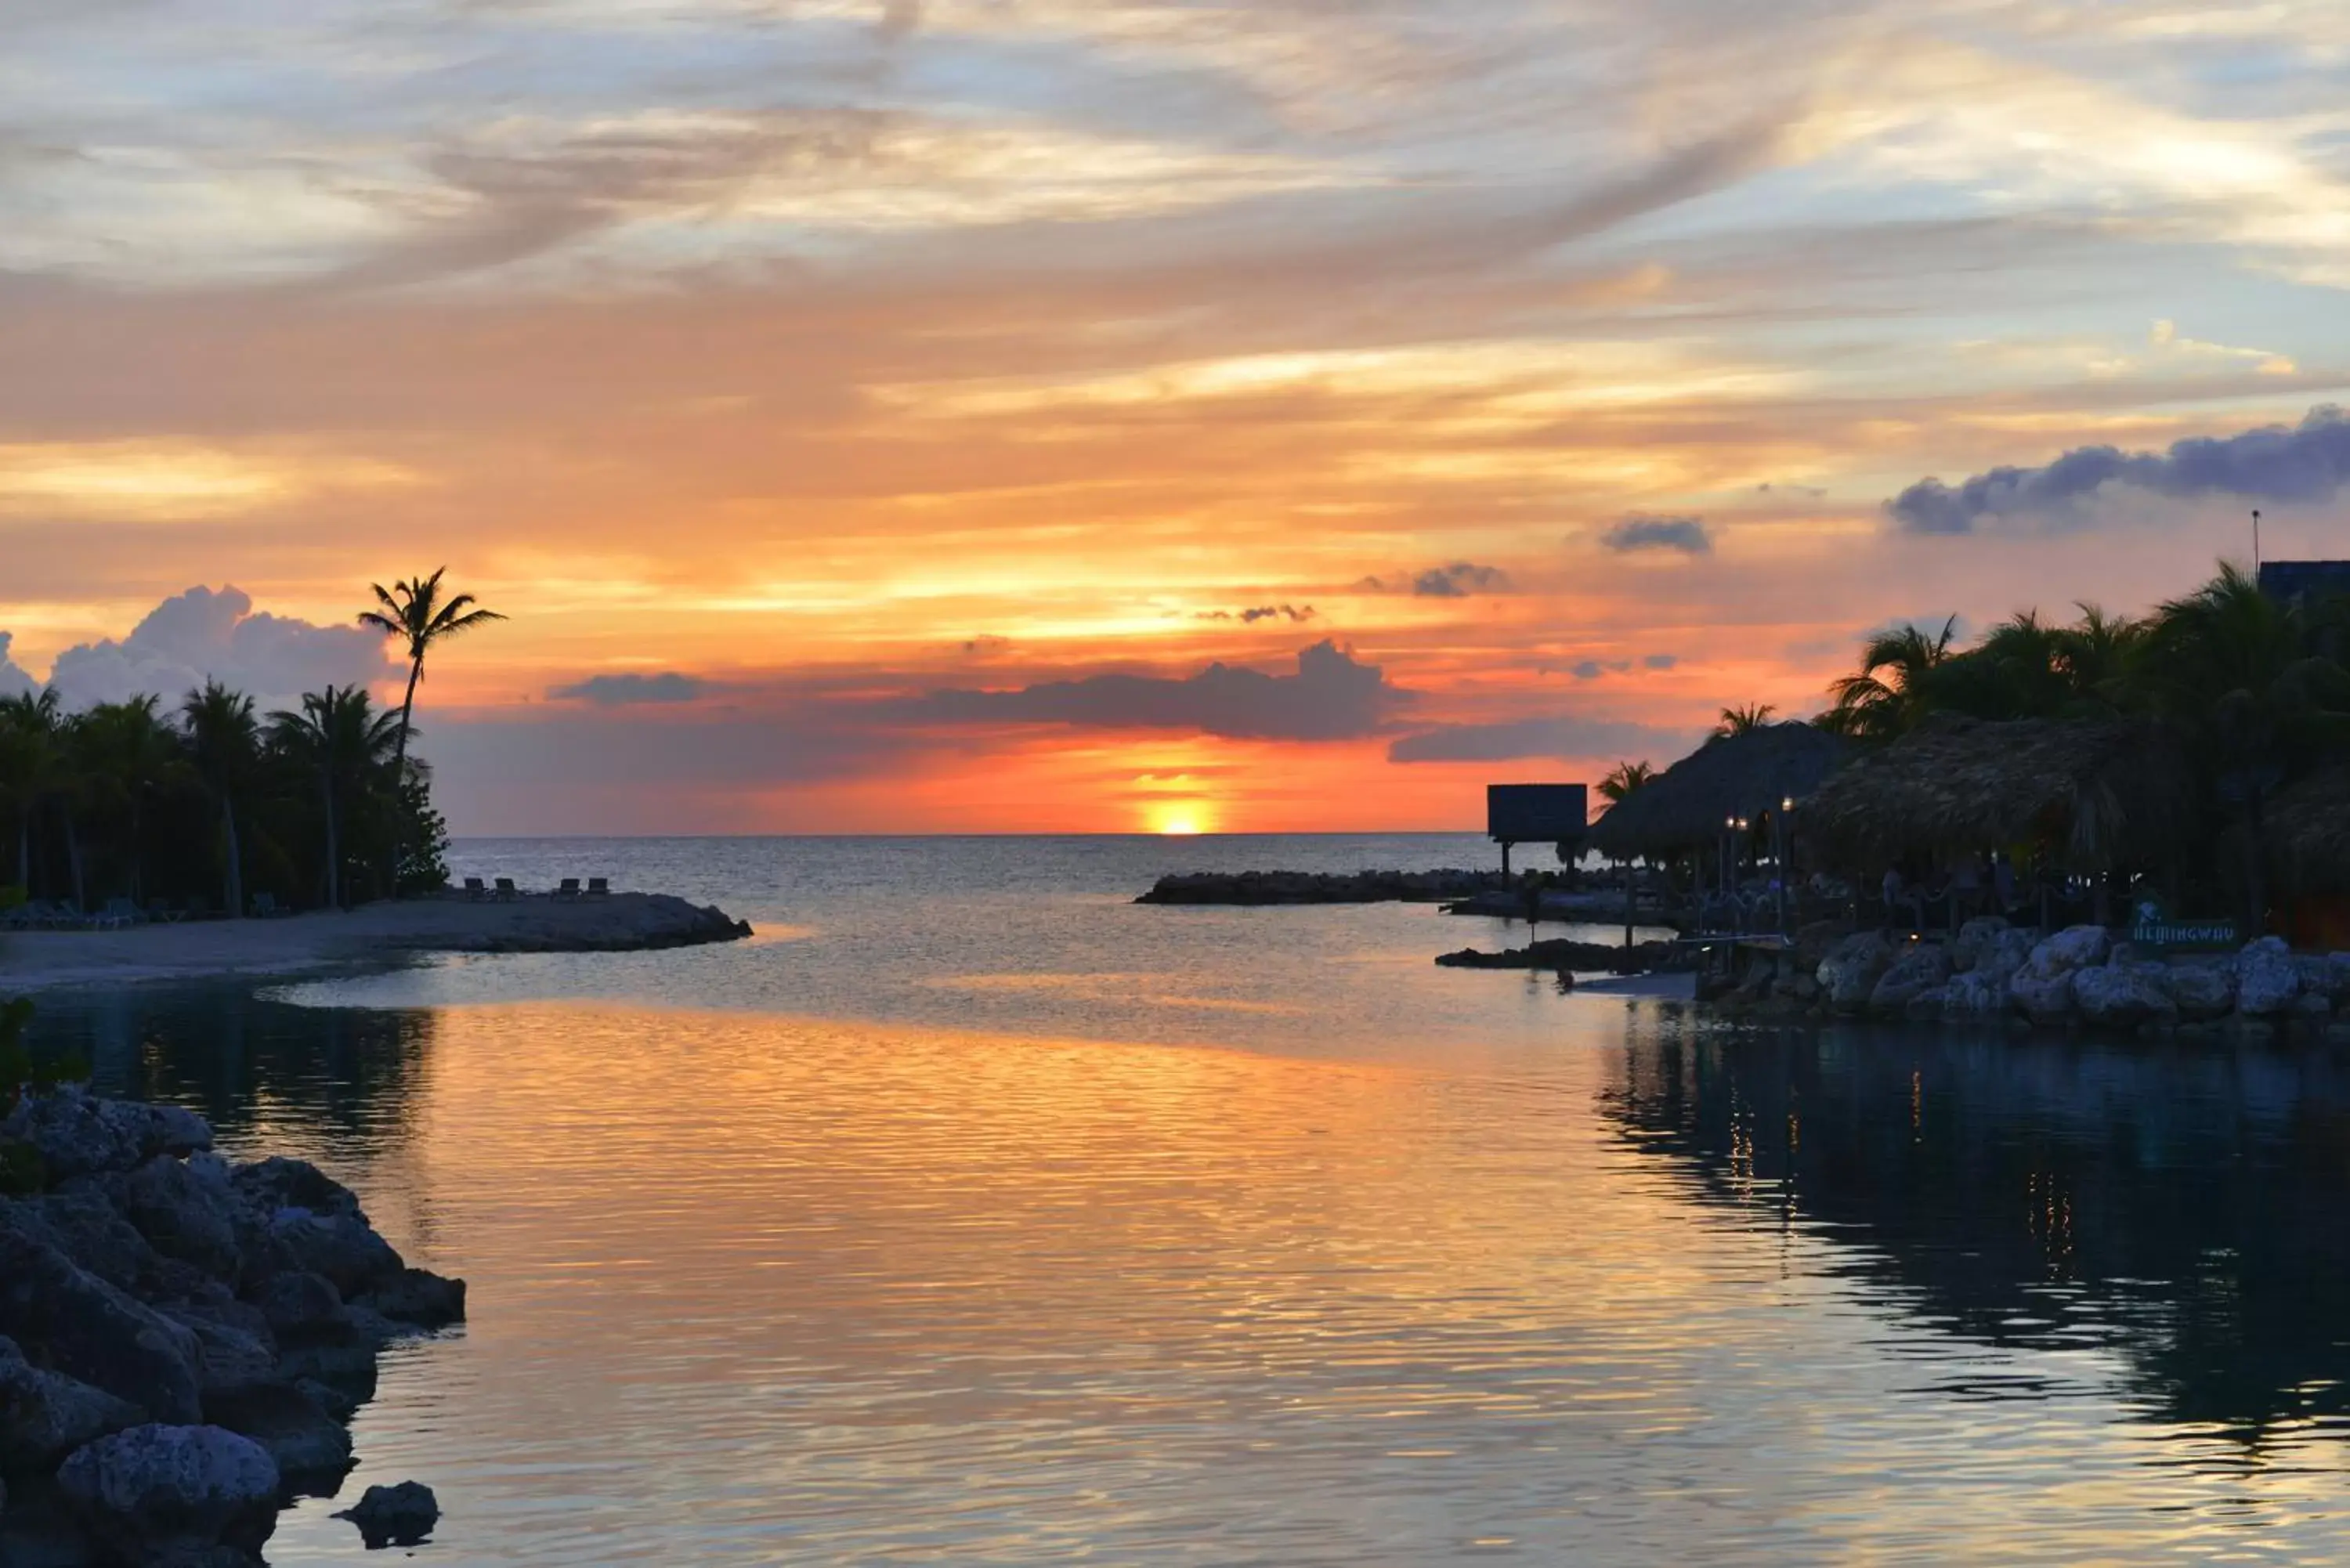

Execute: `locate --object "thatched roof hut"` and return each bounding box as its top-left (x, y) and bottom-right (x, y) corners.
top-left (1803, 714), bottom-right (2191, 873)
top-left (1588, 723), bottom-right (1846, 861)
top-left (2266, 764), bottom-right (2350, 895)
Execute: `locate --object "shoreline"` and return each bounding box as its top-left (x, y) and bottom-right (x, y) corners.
top-left (2, 892), bottom-right (752, 995)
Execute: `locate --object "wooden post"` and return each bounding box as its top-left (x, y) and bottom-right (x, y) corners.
top-left (1500, 840), bottom-right (1513, 880)
top-left (1623, 858), bottom-right (1636, 947)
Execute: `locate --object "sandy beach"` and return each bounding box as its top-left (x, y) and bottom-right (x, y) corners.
top-left (1, 893), bottom-right (750, 992)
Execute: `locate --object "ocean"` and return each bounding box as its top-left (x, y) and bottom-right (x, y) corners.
top-left (24, 835), bottom-right (2350, 1563)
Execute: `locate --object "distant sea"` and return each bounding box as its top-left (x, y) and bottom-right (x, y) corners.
top-left (27, 836), bottom-right (2350, 1563)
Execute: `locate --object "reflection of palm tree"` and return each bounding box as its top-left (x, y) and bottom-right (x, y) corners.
top-left (1822, 617), bottom-right (1958, 739)
top-left (269, 687), bottom-right (403, 910)
top-left (182, 681), bottom-right (259, 919)
top-left (357, 568), bottom-right (504, 785)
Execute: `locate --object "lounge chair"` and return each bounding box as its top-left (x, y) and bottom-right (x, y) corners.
top-left (494, 877), bottom-right (519, 901)
top-left (251, 891), bottom-right (284, 918)
top-left (586, 877), bottom-right (610, 898)
top-left (556, 878), bottom-right (581, 900)
top-left (99, 897), bottom-right (143, 929)
top-left (463, 876), bottom-right (487, 900)
top-left (146, 898), bottom-right (185, 925)
top-left (183, 894), bottom-right (212, 920)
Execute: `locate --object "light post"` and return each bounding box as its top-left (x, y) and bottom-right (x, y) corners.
top-left (1776, 796), bottom-right (1793, 938)
top-left (1735, 818), bottom-right (1750, 934)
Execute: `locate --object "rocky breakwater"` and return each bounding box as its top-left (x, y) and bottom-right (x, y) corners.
top-left (1712, 919), bottom-right (2350, 1039)
top-left (1435, 938), bottom-right (1687, 976)
top-left (0, 1088), bottom-right (462, 1566)
top-left (421, 890), bottom-right (752, 954)
top-left (1139, 870), bottom-right (1505, 906)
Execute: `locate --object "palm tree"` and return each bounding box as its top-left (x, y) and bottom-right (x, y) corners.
top-left (76, 697), bottom-right (186, 906)
top-left (182, 681), bottom-right (259, 919)
top-left (1713, 703), bottom-right (1777, 739)
top-left (1821, 616), bottom-right (1958, 740)
top-left (1597, 761), bottom-right (1655, 805)
top-left (0, 689), bottom-right (66, 894)
top-left (269, 685), bottom-right (403, 909)
top-left (2138, 564), bottom-right (2350, 932)
top-left (357, 568), bottom-right (504, 782)
top-left (1, 690), bottom-right (85, 908)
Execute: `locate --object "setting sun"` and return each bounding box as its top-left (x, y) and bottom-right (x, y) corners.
top-left (1148, 803), bottom-right (1213, 836)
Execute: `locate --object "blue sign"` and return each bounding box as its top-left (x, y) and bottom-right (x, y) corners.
top-left (2130, 896), bottom-right (2237, 951)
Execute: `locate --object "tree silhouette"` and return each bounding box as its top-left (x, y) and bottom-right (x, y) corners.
top-left (182, 681), bottom-right (260, 918)
top-left (269, 686), bottom-right (403, 909)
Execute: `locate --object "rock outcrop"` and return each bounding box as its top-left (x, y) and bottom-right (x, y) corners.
top-left (335, 1479), bottom-right (439, 1548)
top-left (1817, 933), bottom-right (1896, 1012)
top-left (56, 1423), bottom-right (280, 1566)
top-left (1147, 869), bottom-right (1507, 906)
top-left (1434, 938), bottom-right (1683, 974)
top-left (0, 1088), bottom-right (463, 1566)
top-left (2235, 938), bottom-right (2304, 1017)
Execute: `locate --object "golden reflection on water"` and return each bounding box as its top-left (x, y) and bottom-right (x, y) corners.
top-left (240, 1003), bottom-right (2350, 1565)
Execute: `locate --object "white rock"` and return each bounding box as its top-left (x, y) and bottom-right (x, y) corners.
top-left (2073, 964), bottom-right (2178, 1028)
top-left (2235, 937), bottom-right (2303, 1017)
top-left (1817, 933), bottom-right (1895, 1010)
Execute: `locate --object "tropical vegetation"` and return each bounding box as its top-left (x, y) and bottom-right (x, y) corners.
top-left (1815, 564), bottom-right (2350, 928)
top-left (0, 571), bottom-right (494, 919)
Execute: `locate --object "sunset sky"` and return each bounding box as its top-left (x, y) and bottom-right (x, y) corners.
top-left (5, 0), bottom-right (2348, 833)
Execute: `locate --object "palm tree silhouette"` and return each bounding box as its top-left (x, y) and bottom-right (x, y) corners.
top-left (1822, 616), bottom-right (1958, 739)
top-left (358, 568), bottom-right (505, 783)
top-left (75, 695), bottom-right (182, 907)
top-left (0, 689), bottom-right (67, 898)
top-left (1712, 703), bottom-right (1777, 739)
top-left (270, 686), bottom-right (403, 910)
top-left (1597, 760), bottom-right (1655, 804)
top-left (183, 681), bottom-right (260, 918)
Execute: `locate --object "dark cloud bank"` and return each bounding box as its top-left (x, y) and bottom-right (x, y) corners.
top-left (550, 671), bottom-right (709, 705)
top-left (900, 640), bottom-right (1411, 741)
top-left (1389, 714), bottom-right (1688, 764)
top-left (1890, 406), bottom-right (2350, 534)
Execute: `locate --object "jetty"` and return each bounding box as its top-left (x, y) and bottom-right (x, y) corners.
top-left (3, 891), bottom-right (753, 993)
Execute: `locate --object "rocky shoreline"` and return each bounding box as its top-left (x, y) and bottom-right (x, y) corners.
top-left (6, 891), bottom-right (754, 993)
top-left (1436, 938), bottom-right (1688, 975)
top-left (0, 1086), bottom-right (461, 1565)
top-left (1139, 869), bottom-right (1509, 905)
top-left (1708, 921), bottom-right (2350, 1038)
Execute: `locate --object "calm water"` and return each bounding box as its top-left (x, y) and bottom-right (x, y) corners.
top-left (23, 836), bottom-right (2350, 1563)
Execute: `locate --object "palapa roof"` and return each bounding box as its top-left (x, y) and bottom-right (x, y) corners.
top-left (2266, 764), bottom-right (2350, 895)
top-left (1588, 722), bottom-right (1846, 859)
top-left (1802, 714), bottom-right (2190, 873)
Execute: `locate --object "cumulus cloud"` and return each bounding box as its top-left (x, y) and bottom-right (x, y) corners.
top-left (1601, 515), bottom-right (1712, 554)
top-left (898, 640), bottom-right (1412, 741)
top-left (1889, 406), bottom-right (2350, 534)
top-left (1644, 653), bottom-right (1679, 670)
top-left (1388, 714), bottom-right (1687, 764)
top-left (0, 632), bottom-right (37, 699)
top-left (44, 585), bottom-right (392, 710)
top-left (550, 671), bottom-right (707, 705)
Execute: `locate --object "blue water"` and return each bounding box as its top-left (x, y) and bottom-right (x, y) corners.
top-left (21, 836), bottom-right (2350, 1563)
